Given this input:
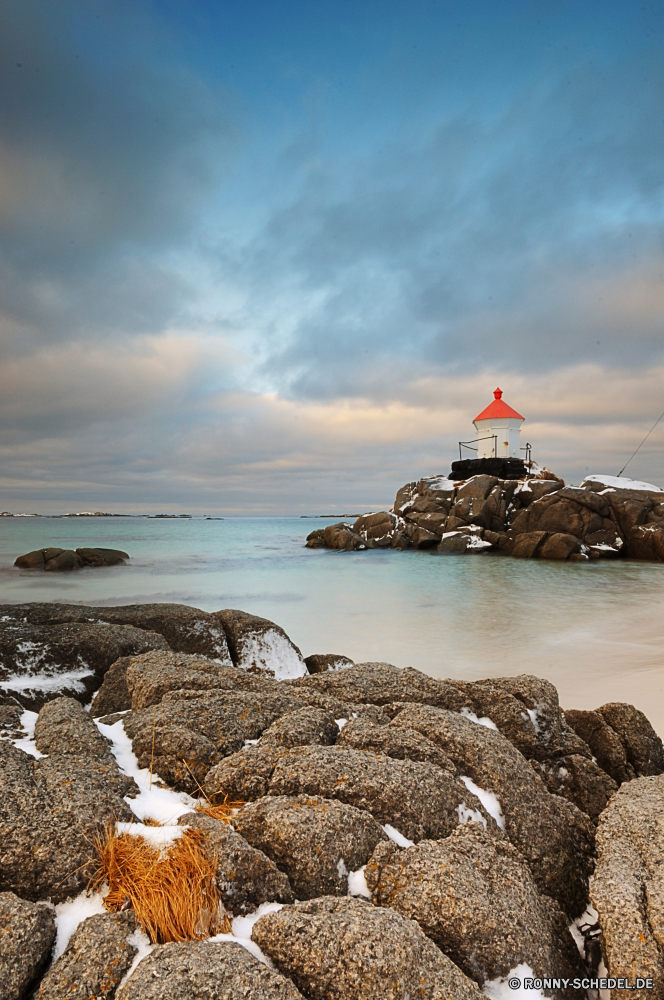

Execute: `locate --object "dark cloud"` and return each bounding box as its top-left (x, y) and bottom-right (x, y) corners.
top-left (0, 0), bottom-right (236, 347)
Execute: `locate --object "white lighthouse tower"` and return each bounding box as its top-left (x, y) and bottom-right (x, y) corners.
top-left (473, 388), bottom-right (524, 459)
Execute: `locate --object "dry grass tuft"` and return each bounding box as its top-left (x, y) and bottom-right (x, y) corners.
top-left (196, 794), bottom-right (245, 825)
top-left (91, 825), bottom-right (230, 943)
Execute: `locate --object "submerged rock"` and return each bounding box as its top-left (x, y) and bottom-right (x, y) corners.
top-left (14, 547), bottom-right (129, 571)
top-left (252, 895), bottom-right (483, 1000)
top-left (0, 891), bottom-right (56, 1000)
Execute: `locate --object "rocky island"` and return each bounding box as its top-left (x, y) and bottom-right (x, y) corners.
top-left (306, 472), bottom-right (664, 561)
top-left (1, 601), bottom-right (663, 998)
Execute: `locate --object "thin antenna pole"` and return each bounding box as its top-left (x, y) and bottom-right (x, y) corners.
top-left (617, 408), bottom-right (664, 477)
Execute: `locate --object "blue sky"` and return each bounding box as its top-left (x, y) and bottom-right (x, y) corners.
top-left (1, 0), bottom-right (663, 512)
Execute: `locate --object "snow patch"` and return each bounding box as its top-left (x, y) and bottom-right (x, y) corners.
top-left (239, 630), bottom-right (307, 681)
top-left (0, 668), bottom-right (93, 694)
top-left (456, 802), bottom-right (487, 829)
top-left (95, 718), bottom-right (197, 824)
top-left (466, 536), bottom-right (493, 551)
top-left (420, 476), bottom-right (456, 492)
top-left (526, 707), bottom-right (541, 734)
top-left (208, 901), bottom-right (284, 969)
top-left (460, 707), bottom-right (498, 731)
top-left (582, 474), bottom-right (663, 492)
top-left (347, 866), bottom-right (371, 898)
top-left (115, 822), bottom-right (186, 849)
top-left (382, 824), bottom-right (414, 847)
top-left (484, 963), bottom-right (546, 1000)
top-left (53, 891), bottom-right (107, 961)
top-left (12, 709), bottom-right (44, 758)
top-left (337, 858), bottom-right (349, 878)
top-left (569, 901), bottom-right (600, 961)
top-left (460, 776), bottom-right (505, 830)
top-left (335, 718), bottom-right (348, 730)
top-left (117, 927), bottom-right (154, 989)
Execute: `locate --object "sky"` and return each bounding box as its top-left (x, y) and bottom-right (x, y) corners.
top-left (1, 0), bottom-right (663, 514)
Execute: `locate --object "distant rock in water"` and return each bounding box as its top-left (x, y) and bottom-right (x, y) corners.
top-left (306, 472), bottom-right (664, 562)
top-left (14, 547), bottom-right (129, 571)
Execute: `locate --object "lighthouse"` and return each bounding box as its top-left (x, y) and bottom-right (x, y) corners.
top-left (473, 388), bottom-right (524, 460)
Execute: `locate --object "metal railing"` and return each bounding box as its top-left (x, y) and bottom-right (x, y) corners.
top-left (458, 435), bottom-right (498, 460)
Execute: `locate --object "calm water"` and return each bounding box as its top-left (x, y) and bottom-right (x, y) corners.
top-left (1, 516), bottom-right (663, 731)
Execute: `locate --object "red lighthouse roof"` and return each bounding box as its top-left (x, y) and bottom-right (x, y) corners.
top-left (474, 388), bottom-right (524, 422)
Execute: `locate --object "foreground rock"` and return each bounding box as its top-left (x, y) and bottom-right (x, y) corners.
top-left (124, 685), bottom-right (303, 792)
top-left (366, 826), bottom-right (583, 996)
top-left (14, 546), bottom-right (129, 570)
top-left (252, 896), bottom-right (483, 1000)
top-left (178, 812), bottom-right (295, 914)
top-left (117, 940), bottom-right (305, 999)
top-left (207, 743), bottom-right (491, 843)
top-left (36, 911), bottom-right (137, 1000)
top-left (0, 891), bottom-right (56, 1000)
top-left (306, 473), bottom-right (664, 561)
top-left (389, 703), bottom-right (594, 915)
top-left (0, 698), bottom-right (137, 901)
top-left (233, 794), bottom-right (387, 898)
top-left (591, 774), bottom-right (664, 998)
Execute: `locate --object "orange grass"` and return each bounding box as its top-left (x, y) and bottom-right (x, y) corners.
top-left (196, 794), bottom-right (245, 825)
top-left (90, 826), bottom-right (230, 943)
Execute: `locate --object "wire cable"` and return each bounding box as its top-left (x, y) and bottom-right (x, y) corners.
top-left (617, 407), bottom-right (664, 477)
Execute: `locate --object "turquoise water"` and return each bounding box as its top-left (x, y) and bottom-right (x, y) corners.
top-left (1, 516), bottom-right (663, 730)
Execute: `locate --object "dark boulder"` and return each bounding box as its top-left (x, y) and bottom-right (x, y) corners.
top-left (89, 656), bottom-right (133, 716)
top-left (0, 617), bottom-right (170, 712)
top-left (366, 826), bottom-right (583, 995)
top-left (36, 912), bottom-right (137, 1000)
top-left (252, 896), bottom-right (483, 1000)
top-left (0, 891), bottom-right (56, 1000)
top-left (233, 794), bottom-right (387, 899)
top-left (178, 812), bottom-right (294, 914)
top-left (212, 609), bottom-right (306, 679)
top-left (115, 940), bottom-right (306, 999)
top-left (0, 602), bottom-right (232, 662)
top-left (14, 547), bottom-right (129, 571)
top-left (304, 653), bottom-right (354, 673)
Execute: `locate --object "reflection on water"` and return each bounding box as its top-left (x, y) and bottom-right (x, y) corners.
top-left (1, 516), bottom-right (663, 731)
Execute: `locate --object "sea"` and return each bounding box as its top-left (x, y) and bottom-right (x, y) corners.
top-left (1, 515), bottom-right (663, 733)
